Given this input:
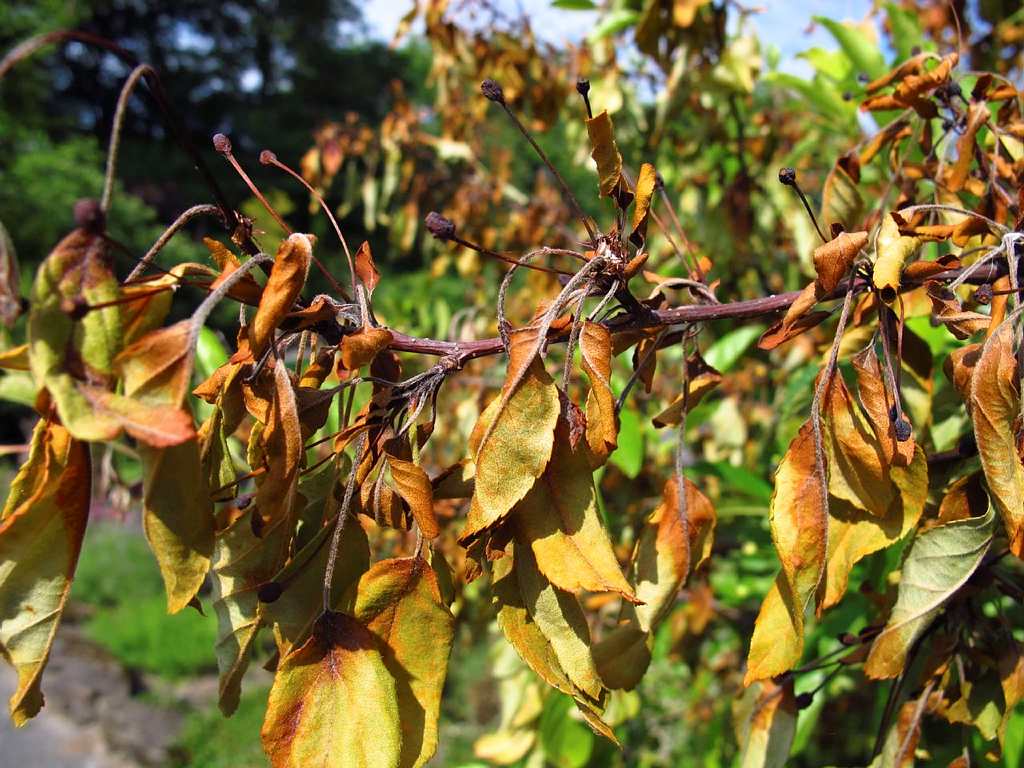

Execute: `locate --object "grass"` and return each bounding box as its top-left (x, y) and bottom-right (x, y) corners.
top-left (171, 687), bottom-right (271, 768)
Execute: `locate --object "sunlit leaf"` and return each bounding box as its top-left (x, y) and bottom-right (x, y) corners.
top-left (579, 321), bottom-right (617, 466)
top-left (586, 111), bottom-right (625, 199)
top-left (970, 320), bottom-right (1024, 557)
top-left (261, 611), bottom-right (401, 768)
top-left (0, 420), bottom-right (89, 725)
top-left (733, 679), bottom-right (797, 768)
top-left (865, 506), bottom-right (995, 679)
top-left (353, 557), bottom-right (454, 768)
top-left (249, 233), bottom-right (313, 358)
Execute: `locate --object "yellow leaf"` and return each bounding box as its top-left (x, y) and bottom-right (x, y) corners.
top-left (354, 557), bottom-right (455, 768)
top-left (386, 454), bottom-right (440, 539)
top-left (733, 679), bottom-right (797, 768)
top-left (462, 331), bottom-right (559, 544)
top-left (0, 420), bottom-right (89, 725)
top-left (514, 418), bottom-right (635, 600)
top-left (970, 320), bottom-right (1024, 556)
top-left (580, 321), bottom-right (617, 466)
top-left (630, 162), bottom-right (657, 242)
top-left (261, 612), bottom-right (401, 768)
top-left (629, 476), bottom-right (715, 632)
top-left (140, 437), bottom-right (214, 614)
top-left (249, 233), bottom-right (313, 358)
top-left (586, 111), bottom-right (624, 199)
top-left (873, 213), bottom-right (921, 304)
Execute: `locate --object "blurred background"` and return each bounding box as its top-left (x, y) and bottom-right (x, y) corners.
top-left (1, 0), bottom-right (1024, 766)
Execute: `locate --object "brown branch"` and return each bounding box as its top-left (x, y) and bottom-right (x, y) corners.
top-left (385, 262), bottom-right (1004, 363)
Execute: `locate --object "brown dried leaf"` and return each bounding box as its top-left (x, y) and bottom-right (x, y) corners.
top-left (249, 233), bottom-right (313, 357)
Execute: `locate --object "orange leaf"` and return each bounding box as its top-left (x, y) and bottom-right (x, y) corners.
top-left (586, 111), bottom-right (625, 200)
top-left (339, 326), bottom-right (393, 371)
top-left (852, 346), bottom-right (915, 467)
top-left (579, 321), bottom-right (617, 466)
top-left (249, 233), bottom-right (313, 357)
top-left (970, 320), bottom-right (1024, 556)
top-left (813, 231), bottom-right (868, 295)
top-left (386, 454), bottom-right (440, 539)
top-left (353, 240), bottom-right (381, 296)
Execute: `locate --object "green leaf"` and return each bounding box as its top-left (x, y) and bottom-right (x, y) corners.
top-left (539, 693), bottom-right (595, 768)
top-left (195, 326), bottom-right (229, 381)
top-left (813, 16), bottom-right (887, 79)
top-left (609, 406), bottom-right (643, 478)
top-left (865, 506), bottom-right (996, 678)
top-left (704, 324), bottom-right (765, 373)
top-left (552, 0), bottom-right (596, 8)
top-left (589, 9), bottom-right (639, 41)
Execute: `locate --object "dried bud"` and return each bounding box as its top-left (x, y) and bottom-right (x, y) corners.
top-left (212, 133), bottom-right (232, 154)
top-left (425, 211), bottom-right (456, 241)
top-left (257, 581), bottom-right (283, 603)
top-left (888, 404), bottom-right (899, 422)
top-left (575, 78), bottom-right (590, 97)
top-left (778, 167), bottom-right (797, 186)
top-left (73, 198), bottom-right (105, 233)
top-left (259, 150), bottom-right (278, 166)
top-left (480, 79), bottom-right (505, 105)
top-left (974, 284), bottom-right (993, 305)
top-left (894, 418), bottom-right (913, 442)
top-left (795, 692), bottom-right (814, 710)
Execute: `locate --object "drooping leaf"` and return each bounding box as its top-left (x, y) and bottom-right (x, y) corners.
top-left (629, 476), bottom-right (716, 632)
top-left (386, 454), bottom-right (440, 539)
top-left (733, 679), bottom-right (797, 768)
top-left (579, 321), bottom-right (617, 466)
top-left (512, 539), bottom-right (604, 702)
top-left (745, 421), bottom-right (826, 684)
top-left (353, 557), bottom-right (455, 768)
top-left (948, 101), bottom-right (990, 191)
top-left (253, 359), bottom-right (303, 527)
top-left (586, 111), bottom-right (625, 199)
top-left (0, 420), bottom-right (89, 725)
top-left (819, 155), bottom-right (864, 233)
top-left (823, 447), bottom-right (927, 609)
top-left (629, 162), bottom-right (657, 243)
top-left (853, 346), bottom-right (915, 467)
top-left (261, 611), bottom-right (401, 768)
top-left (249, 233), bottom-right (313, 358)
top-left (970, 320), bottom-right (1024, 557)
top-left (210, 509), bottom-right (292, 715)
top-left (353, 240), bottom-right (381, 296)
top-left (462, 330), bottom-right (560, 544)
top-left (812, 231), bottom-right (868, 294)
top-left (139, 437), bottom-right (214, 614)
top-left (651, 353), bottom-right (722, 428)
top-left (873, 213), bottom-right (921, 304)
top-left (864, 506), bottom-right (995, 679)
top-left (513, 417), bottom-right (635, 600)
top-left (339, 326), bottom-right (393, 371)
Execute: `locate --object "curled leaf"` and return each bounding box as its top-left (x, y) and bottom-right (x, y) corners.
top-left (813, 231), bottom-right (868, 295)
top-left (970, 321), bottom-right (1024, 556)
top-left (873, 213), bottom-right (921, 304)
top-left (586, 111), bottom-right (625, 200)
top-left (250, 233), bottom-right (313, 358)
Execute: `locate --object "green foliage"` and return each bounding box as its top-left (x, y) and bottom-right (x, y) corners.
top-left (172, 687), bottom-right (271, 768)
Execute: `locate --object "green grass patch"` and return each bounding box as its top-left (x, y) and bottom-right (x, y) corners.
top-left (171, 687), bottom-right (270, 768)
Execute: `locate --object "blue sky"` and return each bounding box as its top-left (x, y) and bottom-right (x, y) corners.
top-left (362, 0), bottom-right (875, 76)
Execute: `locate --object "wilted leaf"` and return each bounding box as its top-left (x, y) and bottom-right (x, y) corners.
top-left (254, 359), bottom-right (303, 527)
top-left (824, 448), bottom-right (927, 609)
top-left (514, 416), bottom-right (635, 600)
top-left (512, 539), bottom-right (604, 702)
top-left (353, 240), bottom-right (381, 296)
top-left (353, 557), bottom-right (455, 768)
top-left (0, 420), bottom-right (89, 725)
top-left (249, 233), bottom-right (313, 358)
top-left (873, 213), bottom-right (921, 304)
top-left (630, 162), bottom-right (657, 243)
top-left (139, 438), bottom-right (214, 614)
top-left (28, 226), bottom-right (125, 441)
top-left (340, 326), bottom-right (393, 371)
top-left (745, 422), bottom-right (826, 684)
top-left (853, 346), bottom-right (915, 467)
top-left (261, 611), bottom-right (401, 768)
top-left (586, 111), bottom-right (625, 199)
top-left (733, 679), bottom-right (797, 768)
top-left (629, 476), bottom-right (715, 632)
top-left (651, 353), bottom-right (722, 428)
top-left (970, 321), bottom-right (1024, 556)
top-left (579, 321), bottom-right (617, 466)
top-left (820, 155), bottom-right (864, 233)
top-left (386, 454), bottom-right (440, 539)
top-left (462, 330), bottom-right (560, 544)
top-left (927, 283), bottom-right (990, 340)
top-left (211, 508), bottom-right (292, 715)
top-left (865, 506), bottom-right (995, 678)
top-left (813, 231), bottom-right (868, 294)
top-left (592, 623), bottom-right (651, 691)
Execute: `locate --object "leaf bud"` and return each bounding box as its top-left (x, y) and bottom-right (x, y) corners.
top-left (795, 692), bottom-right (814, 709)
top-left (425, 211), bottom-right (456, 241)
top-left (73, 198), bottom-right (105, 233)
top-left (575, 78), bottom-right (590, 97)
top-left (480, 79), bottom-right (505, 105)
top-left (778, 167), bottom-right (797, 186)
